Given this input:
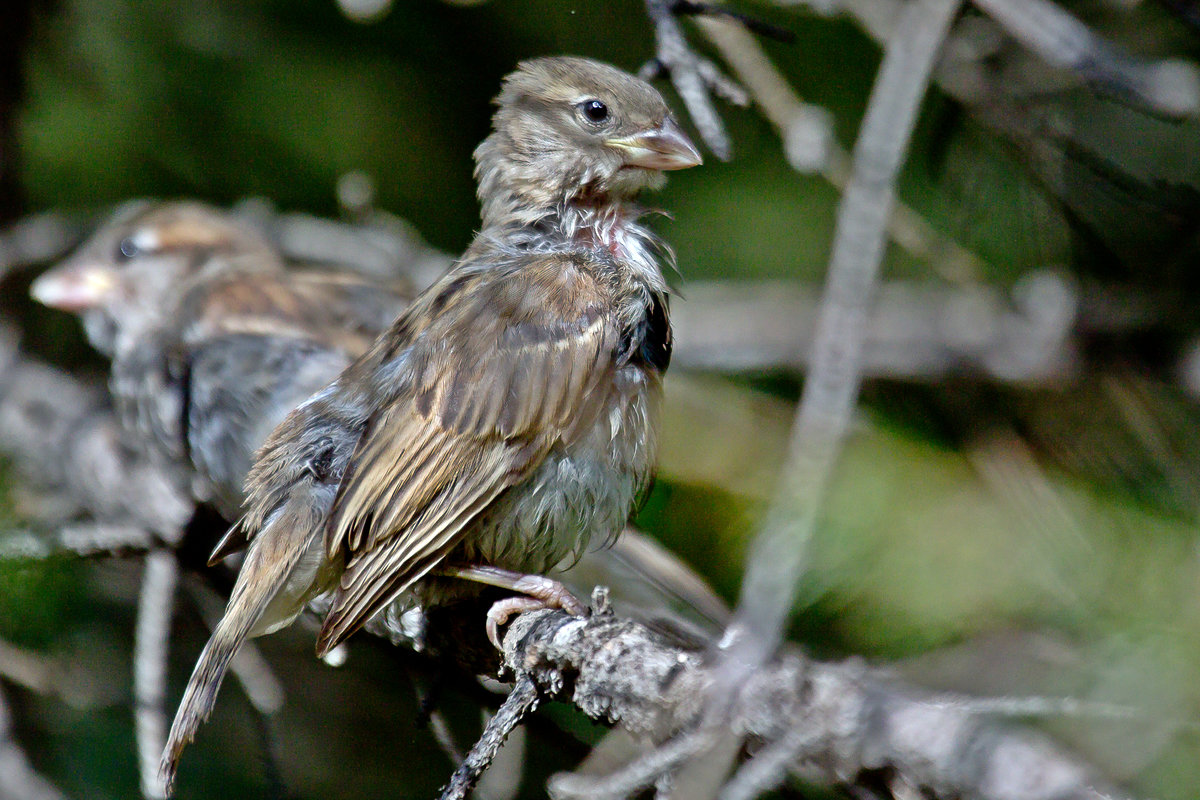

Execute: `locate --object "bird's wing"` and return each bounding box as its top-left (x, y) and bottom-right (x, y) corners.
top-left (317, 252), bottom-right (619, 651)
top-left (180, 271), bottom-right (405, 356)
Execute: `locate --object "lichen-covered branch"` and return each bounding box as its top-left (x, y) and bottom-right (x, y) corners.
top-left (476, 599), bottom-right (1124, 800)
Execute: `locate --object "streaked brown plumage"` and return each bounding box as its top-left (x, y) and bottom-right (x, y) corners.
top-left (32, 202), bottom-right (410, 518)
top-left (160, 56), bottom-right (701, 791)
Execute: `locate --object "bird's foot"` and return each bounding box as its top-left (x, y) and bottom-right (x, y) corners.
top-left (438, 565), bottom-right (586, 649)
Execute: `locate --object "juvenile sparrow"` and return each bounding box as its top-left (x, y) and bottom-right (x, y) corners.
top-left (32, 202), bottom-right (410, 519)
top-left (160, 56), bottom-right (701, 789)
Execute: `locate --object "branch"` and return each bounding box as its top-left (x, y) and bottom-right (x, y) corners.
top-left (643, 0), bottom-right (749, 159)
top-left (691, 15), bottom-right (989, 283)
top-left (670, 273), bottom-right (1078, 382)
top-left (724, 0), bottom-right (965, 692)
top-left (134, 550), bottom-right (178, 800)
top-left (972, 0), bottom-right (1200, 117)
top-left (445, 598), bottom-right (1125, 800)
top-left (438, 676), bottom-right (538, 800)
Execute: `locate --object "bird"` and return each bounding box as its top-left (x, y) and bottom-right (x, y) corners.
top-left (31, 201), bottom-right (412, 519)
top-left (159, 55), bottom-right (701, 791)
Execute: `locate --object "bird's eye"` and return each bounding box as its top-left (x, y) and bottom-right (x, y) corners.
top-left (579, 99), bottom-right (609, 124)
top-left (117, 236), bottom-right (141, 261)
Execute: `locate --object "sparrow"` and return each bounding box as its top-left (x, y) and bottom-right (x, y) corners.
top-left (160, 55), bottom-right (701, 789)
top-left (31, 202), bottom-right (411, 519)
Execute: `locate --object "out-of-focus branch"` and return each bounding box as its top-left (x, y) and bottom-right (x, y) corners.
top-left (0, 209), bottom-right (95, 279)
top-left (972, 0), bottom-right (1200, 117)
top-left (134, 550), bottom-right (177, 800)
top-left (776, 0), bottom-right (1200, 118)
top-left (0, 684), bottom-right (68, 800)
top-left (0, 640), bottom-right (64, 697)
top-left (672, 272), bottom-right (1078, 382)
top-left (723, 0), bottom-right (964, 693)
top-left (659, 5), bottom-right (965, 794)
top-left (693, 15), bottom-right (990, 283)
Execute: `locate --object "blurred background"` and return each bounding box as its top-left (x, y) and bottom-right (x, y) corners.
top-left (1, 0), bottom-right (1200, 798)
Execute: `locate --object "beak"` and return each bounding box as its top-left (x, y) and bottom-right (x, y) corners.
top-left (31, 261), bottom-right (118, 311)
top-left (605, 117), bottom-right (703, 171)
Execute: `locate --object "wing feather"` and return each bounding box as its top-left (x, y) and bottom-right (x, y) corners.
top-left (315, 253), bottom-right (620, 651)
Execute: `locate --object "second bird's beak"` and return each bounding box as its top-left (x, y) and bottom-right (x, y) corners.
top-left (31, 262), bottom-right (118, 311)
top-left (606, 117), bottom-right (703, 171)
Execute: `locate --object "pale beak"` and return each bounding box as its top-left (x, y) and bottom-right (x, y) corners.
top-left (31, 262), bottom-right (118, 311)
top-left (605, 117), bottom-right (703, 171)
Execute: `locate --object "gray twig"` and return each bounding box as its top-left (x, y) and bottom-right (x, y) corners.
top-left (438, 675), bottom-right (539, 800)
top-left (134, 550), bottom-right (178, 800)
top-left (550, 728), bottom-right (711, 800)
top-left (672, 273), bottom-right (1078, 382)
top-left (973, 0), bottom-right (1200, 117)
top-left (643, 0), bottom-right (746, 159)
top-left (0, 523), bottom-right (157, 562)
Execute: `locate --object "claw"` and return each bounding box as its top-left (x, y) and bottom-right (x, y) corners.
top-left (438, 565), bottom-right (588, 650)
top-left (486, 596), bottom-right (548, 649)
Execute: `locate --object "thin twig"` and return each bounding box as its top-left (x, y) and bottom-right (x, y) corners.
top-left (0, 639), bottom-right (64, 697)
top-left (0, 523), bottom-right (157, 561)
top-left (693, 15), bottom-right (990, 282)
top-left (550, 728), bottom-right (712, 800)
top-left (438, 675), bottom-right (539, 800)
top-left (716, 721), bottom-right (818, 800)
top-left (670, 274), bottom-right (1078, 381)
top-left (643, 0), bottom-right (745, 159)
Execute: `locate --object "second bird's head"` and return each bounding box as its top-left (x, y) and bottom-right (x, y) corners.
top-left (474, 56), bottom-right (703, 224)
top-left (31, 202), bottom-right (280, 355)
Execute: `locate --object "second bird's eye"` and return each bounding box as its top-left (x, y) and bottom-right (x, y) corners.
top-left (580, 99), bottom-right (609, 124)
top-left (117, 236), bottom-right (141, 260)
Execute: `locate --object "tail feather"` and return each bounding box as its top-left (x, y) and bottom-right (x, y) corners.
top-left (159, 612), bottom-right (251, 794)
top-left (159, 507), bottom-right (311, 795)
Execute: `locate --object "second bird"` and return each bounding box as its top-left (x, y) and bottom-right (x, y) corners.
top-left (161, 55), bottom-right (702, 789)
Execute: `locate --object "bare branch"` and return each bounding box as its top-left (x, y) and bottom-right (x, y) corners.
top-left (0, 640), bottom-right (64, 697)
top-left (973, 0), bottom-right (1200, 117)
top-left (438, 675), bottom-right (539, 800)
top-left (692, 15), bottom-right (991, 282)
top-left (134, 550), bottom-right (178, 800)
top-left (643, 0), bottom-right (747, 159)
top-left (459, 602), bottom-right (1125, 800)
top-left (671, 273), bottom-right (1078, 382)
top-left (0, 523), bottom-right (157, 561)
top-left (725, 0), bottom-right (964, 683)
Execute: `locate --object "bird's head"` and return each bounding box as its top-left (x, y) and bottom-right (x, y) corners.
top-left (32, 202), bottom-right (282, 355)
top-left (474, 56), bottom-right (702, 228)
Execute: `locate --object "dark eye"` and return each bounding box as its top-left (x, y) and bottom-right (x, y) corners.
top-left (117, 236), bottom-right (141, 261)
top-left (579, 99), bottom-right (609, 124)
